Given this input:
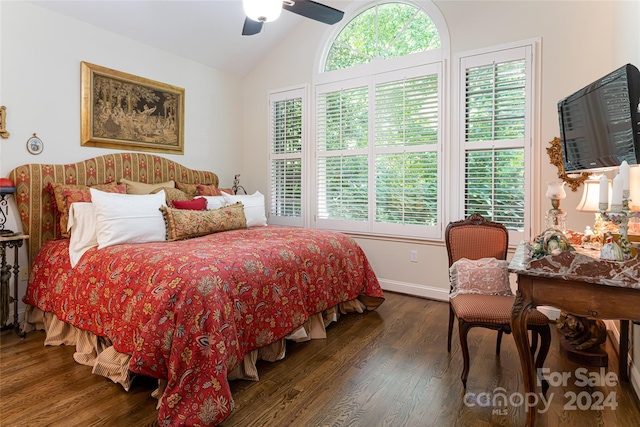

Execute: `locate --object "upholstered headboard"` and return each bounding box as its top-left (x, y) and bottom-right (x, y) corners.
top-left (9, 152), bottom-right (219, 264)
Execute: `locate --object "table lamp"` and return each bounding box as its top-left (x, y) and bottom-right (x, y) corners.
top-left (0, 177), bottom-right (16, 236)
top-left (545, 181), bottom-right (567, 231)
top-left (576, 176), bottom-right (610, 248)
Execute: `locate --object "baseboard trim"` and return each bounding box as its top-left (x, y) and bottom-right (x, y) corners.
top-left (378, 279), bottom-right (449, 301)
top-left (605, 320), bottom-right (640, 402)
top-left (1, 308), bottom-right (26, 329)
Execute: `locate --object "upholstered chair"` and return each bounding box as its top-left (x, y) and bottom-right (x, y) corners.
top-left (445, 213), bottom-right (551, 389)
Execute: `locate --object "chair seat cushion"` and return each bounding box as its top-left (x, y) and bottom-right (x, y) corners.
top-left (450, 294), bottom-right (548, 326)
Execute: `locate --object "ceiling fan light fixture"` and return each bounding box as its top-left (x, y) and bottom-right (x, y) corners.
top-left (243, 0), bottom-right (282, 23)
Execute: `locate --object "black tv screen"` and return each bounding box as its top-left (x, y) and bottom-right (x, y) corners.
top-left (558, 63), bottom-right (640, 172)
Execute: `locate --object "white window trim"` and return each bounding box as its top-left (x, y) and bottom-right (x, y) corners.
top-left (311, 0), bottom-right (451, 241)
top-left (267, 85), bottom-right (309, 228)
top-left (313, 0), bottom-right (451, 78)
top-left (452, 38), bottom-right (541, 244)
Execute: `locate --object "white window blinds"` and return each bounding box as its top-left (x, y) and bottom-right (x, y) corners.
top-left (269, 88), bottom-right (305, 226)
top-left (459, 45), bottom-right (533, 242)
top-left (316, 64), bottom-right (443, 238)
top-left (316, 85), bottom-right (369, 230)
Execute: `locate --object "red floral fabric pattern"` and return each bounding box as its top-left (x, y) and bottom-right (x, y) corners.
top-left (25, 226), bottom-right (384, 426)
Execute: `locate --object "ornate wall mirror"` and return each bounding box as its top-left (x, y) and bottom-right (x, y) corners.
top-left (546, 137), bottom-right (591, 192)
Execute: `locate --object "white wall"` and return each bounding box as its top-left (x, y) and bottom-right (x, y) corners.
top-left (0, 1), bottom-right (244, 320)
top-left (612, 0), bottom-right (640, 402)
top-left (242, 0), bottom-right (626, 298)
top-left (1, 1), bottom-right (243, 183)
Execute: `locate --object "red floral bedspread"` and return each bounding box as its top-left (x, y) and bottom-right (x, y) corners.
top-left (25, 226), bottom-right (384, 426)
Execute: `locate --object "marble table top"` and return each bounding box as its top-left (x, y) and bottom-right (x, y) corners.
top-left (509, 241), bottom-right (640, 289)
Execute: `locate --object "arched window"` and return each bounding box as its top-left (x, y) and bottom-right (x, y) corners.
top-left (312, 1), bottom-right (449, 239)
top-left (269, 1), bottom-right (535, 243)
top-left (325, 2), bottom-right (441, 72)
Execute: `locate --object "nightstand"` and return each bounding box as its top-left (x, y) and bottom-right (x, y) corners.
top-left (0, 233), bottom-right (29, 338)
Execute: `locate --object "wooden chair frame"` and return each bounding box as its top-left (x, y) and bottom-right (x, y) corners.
top-left (445, 213), bottom-right (551, 390)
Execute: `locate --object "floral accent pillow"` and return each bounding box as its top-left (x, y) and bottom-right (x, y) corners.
top-left (449, 257), bottom-right (513, 299)
top-left (50, 182), bottom-right (126, 238)
top-left (196, 184), bottom-right (232, 196)
top-left (151, 187), bottom-right (190, 207)
top-left (175, 181), bottom-right (199, 199)
top-left (160, 202), bottom-right (247, 241)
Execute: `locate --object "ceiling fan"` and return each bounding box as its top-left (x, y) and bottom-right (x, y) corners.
top-left (242, 0), bottom-right (344, 36)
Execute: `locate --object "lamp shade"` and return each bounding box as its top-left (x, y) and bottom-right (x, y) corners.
top-left (0, 177), bottom-right (15, 196)
top-left (243, 0), bottom-right (282, 22)
top-left (576, 178), bottom-right (610, 212)
top-left (545, 181), bottom-right (566, 200)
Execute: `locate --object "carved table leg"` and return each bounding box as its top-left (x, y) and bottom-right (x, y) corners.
top-left (10, 242), bottom-right (26, 338)
top-left (512, 285), bottom-right (537, 427)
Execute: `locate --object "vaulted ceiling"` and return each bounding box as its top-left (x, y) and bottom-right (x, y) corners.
top-left (30, 0), bottom-right (347, 76)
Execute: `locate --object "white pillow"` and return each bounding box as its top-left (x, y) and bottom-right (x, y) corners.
top-left (67, 202), bottom-right (98, 267)
top-left (222, 191), bottom-right (267, 227)
top-left (89, 188), bottom-right (167, 249)
top-left (195, 195), bottom-right (226, 210)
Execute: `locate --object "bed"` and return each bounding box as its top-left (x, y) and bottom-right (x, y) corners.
top-left (9, 153), bottom-right (384, 426)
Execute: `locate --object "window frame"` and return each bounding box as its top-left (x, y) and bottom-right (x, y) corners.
top-left (453, 39), bottom-right (541, 244)
top-left (267, 86), bottom-right (308, 227)
top-left (311, 0), bottom-right (450, 241)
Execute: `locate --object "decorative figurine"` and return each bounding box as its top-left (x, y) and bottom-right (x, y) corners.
top-left (556, 311), bottom-right (607, 351)
top-left (581, 226), bottom-right (594, 248)
top-left (600, 232), bottom-right (624, 261)
top-left (530, 228), bottom-right (575, 260)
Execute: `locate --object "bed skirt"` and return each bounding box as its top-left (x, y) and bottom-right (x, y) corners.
top-left (22, 298), bottom-right (366, 402)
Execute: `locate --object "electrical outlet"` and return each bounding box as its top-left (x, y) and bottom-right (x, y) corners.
top-left (410, 250), bottom-right (418, 263)
top-left (19, 269), bottom-right (29, 281)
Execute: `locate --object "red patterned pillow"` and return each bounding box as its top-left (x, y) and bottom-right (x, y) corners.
top-left (172, 198), bottom-right (207, 210)
top-left (49, 182), bottom-right (125, 238)
top-left (196, 184), bottom-right (232, 196)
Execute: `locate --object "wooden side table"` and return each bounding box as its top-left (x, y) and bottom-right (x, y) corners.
top-left (0, 233), bottom-right (29, 338)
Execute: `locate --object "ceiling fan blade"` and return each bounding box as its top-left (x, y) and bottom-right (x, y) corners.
top-left (242, 17), bottom-right (264, 35)
top-left (283, 0), bottom-right (344, 25)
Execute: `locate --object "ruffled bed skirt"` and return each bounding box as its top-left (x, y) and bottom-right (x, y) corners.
top-left (22, 299), bottom-right (366, 405)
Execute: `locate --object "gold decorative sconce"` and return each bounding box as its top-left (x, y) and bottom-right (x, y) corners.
top-left (0, 106), bottom-right (9, 139)
top-left (546, 137), bottom-right (591, 192)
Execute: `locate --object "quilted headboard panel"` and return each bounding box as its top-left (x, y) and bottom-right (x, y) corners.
top-left (8, 152), bottom-right (219, 264)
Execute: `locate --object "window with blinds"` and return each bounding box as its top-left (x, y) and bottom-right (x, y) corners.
top-left (268, 89), bottom-right (305, 227)
top-left (459, 46), bottom-right (533, 240)
top-left (316, 65), bottom-right (442, 238)
top-left (316, 85), bottom-right (369, 229)
top-left (375, 74), bottom-right (440, 230)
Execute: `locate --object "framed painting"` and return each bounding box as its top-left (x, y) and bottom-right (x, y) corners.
top-left (81, 62), bottom-right (185, 154)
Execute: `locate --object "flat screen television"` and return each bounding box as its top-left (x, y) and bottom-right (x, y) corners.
top-left (558, 63), bottom-right (640, 172)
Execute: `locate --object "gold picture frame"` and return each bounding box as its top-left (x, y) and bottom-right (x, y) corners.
top-left (81, 62), bottom-right (184, 154)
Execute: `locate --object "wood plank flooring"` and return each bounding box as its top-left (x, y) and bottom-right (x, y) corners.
top-left (1, 291), bottom-right (639, 426)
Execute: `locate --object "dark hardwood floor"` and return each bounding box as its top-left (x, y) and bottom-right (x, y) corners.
top-left (1, 291), bottom-right (639, 426)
